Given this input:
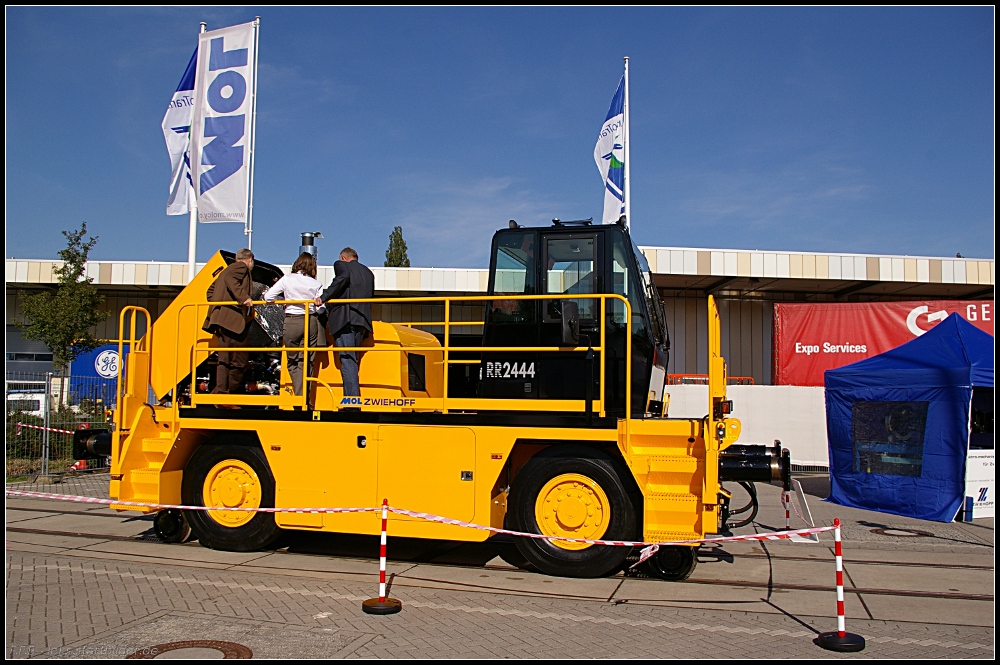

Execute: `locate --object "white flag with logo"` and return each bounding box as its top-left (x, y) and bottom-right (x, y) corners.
top-left (594, 76), bottom-right (625, 225)
top-left (190, 21), bottom-right (257, 223)
top-left (162, 49), bottom-right (197, 215)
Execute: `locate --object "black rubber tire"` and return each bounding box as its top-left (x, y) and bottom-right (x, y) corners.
top-left (182, 444), bottom-right (280, 552)
top-left (153, 509), bottom-right (191, 544)
top-left (508, 447), bottom-right (636, 578)
top-left (644, 545), bottom-right (698, 581)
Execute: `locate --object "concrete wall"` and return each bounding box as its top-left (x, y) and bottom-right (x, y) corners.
top-left (665, 384), bottom-right (829, 468)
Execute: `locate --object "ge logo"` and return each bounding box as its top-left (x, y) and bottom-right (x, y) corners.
top-left (94, 350), bottom-right (119, 379)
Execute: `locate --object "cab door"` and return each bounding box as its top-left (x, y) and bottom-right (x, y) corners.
top-left (480, 230), bottom-right (540, 399)
top-left (537, 232), bottom-right (603, 401)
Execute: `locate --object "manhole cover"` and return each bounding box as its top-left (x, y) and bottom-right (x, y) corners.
top-left (870, 527), bottom-right (934, 537)
top-left (126, 640), bottom-right (252, 659)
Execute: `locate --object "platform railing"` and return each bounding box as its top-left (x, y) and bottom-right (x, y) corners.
top-left (163, 293), bottom-right (631, 419)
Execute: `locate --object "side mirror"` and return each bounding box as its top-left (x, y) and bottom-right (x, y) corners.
top-left (560, 300), bottom-right (580, 346)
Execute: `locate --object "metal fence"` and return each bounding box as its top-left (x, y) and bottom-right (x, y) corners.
top-left (5, 371), bottom-right (114, 479)
top-left (666, 373), bottom-right (755, 385)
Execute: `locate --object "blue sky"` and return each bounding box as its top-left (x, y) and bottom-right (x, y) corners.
top-left (5, 7), bottom-right (995, 268)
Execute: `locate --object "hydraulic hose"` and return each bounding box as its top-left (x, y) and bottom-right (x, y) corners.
top-left (724, 481), bottom-right (758, 529)
top-left (728, 481), bottom-right (757, 516)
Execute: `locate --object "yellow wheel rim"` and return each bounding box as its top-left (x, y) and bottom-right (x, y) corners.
top-left (534, 473), bottom-right (610, 551)
top-left (202, 459), bottom-right (262, 527)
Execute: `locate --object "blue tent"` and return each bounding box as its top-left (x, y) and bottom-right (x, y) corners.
top-left (825, 313), bottom-right (995, 522)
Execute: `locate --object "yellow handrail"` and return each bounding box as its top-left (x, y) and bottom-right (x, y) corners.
top-left (172, 293), bottom-right (632, 418)
top-left (116, 306), bottom-right (151, 433)
top-left (392, 321), bottom-right (485, 327)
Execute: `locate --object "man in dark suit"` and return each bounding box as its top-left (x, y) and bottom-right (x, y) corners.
top-left (316, 247), bottom-right (374, 397)
top-left (203, 249), bottom-right (255, 401)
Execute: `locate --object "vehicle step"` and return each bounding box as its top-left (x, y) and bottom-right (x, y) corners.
top-left (644, 491), bottom-right (699, 502)
top-left (141, 437), bottom-right (175, 454)
top-left (129, 467), bottom-right (161, 488)
top-left (638, 457), bottom-right (701, 473)
top-left (644, 530), bottom-right (701, 543)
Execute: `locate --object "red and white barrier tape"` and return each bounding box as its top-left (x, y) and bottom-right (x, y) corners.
top-left (4, 490), bottom-right (377, 515)
top-left (783, 490), bottom-right (791, 530)
top-left (4, 489), bottom-right (835, 558)
top-left (15, 423), bottom-right (75, 436)
top-left (788, 490), bottom-right (810, 525)
top-left (384, 505), bottom-right (834, 566)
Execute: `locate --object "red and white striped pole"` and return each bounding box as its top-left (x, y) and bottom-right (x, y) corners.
top-left (835, 518), bottom-right (846, 635)
top-left (816, 518), bottom-right (865, 651)
top-left (378, 498), bottom-right (389, 601)
top-left (362, 498), bottom-right (402, 615)
top-left (783, 491), bottom-right (791, 530)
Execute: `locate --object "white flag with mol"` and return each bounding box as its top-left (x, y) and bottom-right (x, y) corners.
top-left (594, 76), bottom-right (626, 225)
top-left (162, 49), bottom-right (197, 215)
top-left (190, 21), bottom-right (257, 223)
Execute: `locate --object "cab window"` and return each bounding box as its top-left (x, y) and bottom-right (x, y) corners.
top-left (544, 235), bottom-right (597, 321)
top-left (490, 231), bottom-right (536, 323)
top-left (611, 240), bottom-right (651, 343)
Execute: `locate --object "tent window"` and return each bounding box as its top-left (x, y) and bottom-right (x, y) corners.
top-left (851, 401), bottom-right (928, 476)
top-left (970, 388), bottom-right (994, 450)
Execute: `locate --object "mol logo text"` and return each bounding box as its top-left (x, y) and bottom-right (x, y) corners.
top-left (339, 397), bottom-right (417, 408)
top-left (200, 36), bottom-right (248, 194)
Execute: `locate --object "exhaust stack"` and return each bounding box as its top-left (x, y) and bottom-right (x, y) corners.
top-left (299, 232), bottom-right (324, 259)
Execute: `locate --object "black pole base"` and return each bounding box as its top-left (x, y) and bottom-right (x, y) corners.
top-left (362, 597), bottom-right (402, 615)
top-left (815, 631), bottom-right (866, 652)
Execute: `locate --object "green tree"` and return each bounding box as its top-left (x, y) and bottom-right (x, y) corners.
top-left (16, 222), bottom-right (110, 369)
top-left (384, 225), bottom-right (410, 267)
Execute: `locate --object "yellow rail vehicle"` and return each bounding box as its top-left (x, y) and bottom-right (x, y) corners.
top-left (75, 220), bottom-right (788, 579)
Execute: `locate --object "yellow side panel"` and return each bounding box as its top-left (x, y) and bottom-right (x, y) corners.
top-left (621, 418), bottom-right (708, 541)
top-left (110, 405), bottom-right (162, 504)
top-left (149, 252), bottom-right (227, 400)
top-left (377, 426), bottom-right (476, 539)
top-left (276, 490), bottom-right (326, 529)
top-left (258, 422), bottom-right (380, 534)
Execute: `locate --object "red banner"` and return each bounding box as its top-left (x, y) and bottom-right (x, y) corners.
top-left (773, 301), bottom-right (994, 386)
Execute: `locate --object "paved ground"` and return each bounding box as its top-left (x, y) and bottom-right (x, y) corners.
top-left (5, 473), bottom-right (994, 659)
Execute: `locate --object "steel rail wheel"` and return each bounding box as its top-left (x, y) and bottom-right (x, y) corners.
top-left (182, 443), bottom-right (280, 551)
top-left (153, 509), bottom-right (191, 543)
top-left (508, 447), bottom-right (636, 578)
top-left (644, 545), bottom-right (698, 581)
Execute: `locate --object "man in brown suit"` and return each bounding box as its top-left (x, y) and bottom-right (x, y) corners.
top-left (203, 249), bottom-right (255, 400)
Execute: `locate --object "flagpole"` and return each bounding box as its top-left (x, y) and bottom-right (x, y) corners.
top-left (623, 56), bottom-right (630, 229)
top-left (187, 184), bottom-right (197, 282)
top-left (187, 21), bottom-right (207, 283)
top-left (244, 16), bottom-right (261, 251)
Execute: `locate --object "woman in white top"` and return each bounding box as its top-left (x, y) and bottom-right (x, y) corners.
top-left (264, 253), bottom-right (325, 396)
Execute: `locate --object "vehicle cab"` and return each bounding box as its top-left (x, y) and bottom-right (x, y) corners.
top-left (481, 219), bottom-right (670, 418)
